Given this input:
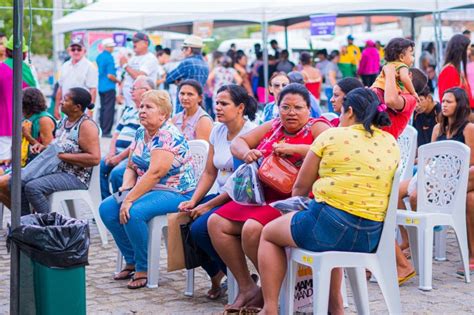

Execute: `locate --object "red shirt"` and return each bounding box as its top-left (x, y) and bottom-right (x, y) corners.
top-left (438, 64), bottom-right (474, 109)
top-left (372, 87), bottom-right (417, 139)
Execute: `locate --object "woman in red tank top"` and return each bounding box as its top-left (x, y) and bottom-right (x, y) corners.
top-left (208, 84), bottom-right (331, 311)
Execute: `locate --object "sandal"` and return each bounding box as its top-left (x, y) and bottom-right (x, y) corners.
top-left (113, 267), bottom-right (135, 280)
top-left (239, 307), bottom-right (262, 314)
top-left (398, 270), bottom-right (416, 286)
top-left (207, 286), bottom-right (224, 300)
top-left (223, 308), bottom-right (241, 314)
top-left (456, 264), bottom-right (474, 276)
top-left (127, 276), bottom-right (148, 289)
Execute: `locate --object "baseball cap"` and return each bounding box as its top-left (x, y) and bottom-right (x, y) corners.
top-left (182, 35), bottom-right (204, 48)
top-left (347, 35), bottom-right (355, 41)
top-left (69, 37), bottom-right (85, 48)
top-left (127, 32), bottom-right (149, 43)
top-left (5, 35), bottom-right (28, 52)
top-left (288, 71), bottom-right (305, 84)
top-left (102, 38), bottom-right (116, 48)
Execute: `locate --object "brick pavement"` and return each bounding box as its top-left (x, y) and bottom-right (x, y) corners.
top-left (1, 206), bottom-right (474, 314)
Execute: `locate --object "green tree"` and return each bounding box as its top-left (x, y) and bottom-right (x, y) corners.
top-left (0, 0), bottom-right (86, 57)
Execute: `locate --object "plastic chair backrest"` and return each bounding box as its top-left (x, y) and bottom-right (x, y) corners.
top-left (321, 112), bottom-right (339, 121)
top-left (397, 125), bottom-right (417, 182)
top-left (188, 140), bottom-right (209, 179)
top-left (416, 141), bottom-right (470, 215)
top-left (375, 169), bottom-right (400, 255)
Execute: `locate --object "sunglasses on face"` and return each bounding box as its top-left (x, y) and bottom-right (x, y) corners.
top-left (71, 47), bottom-right (82, 52)
top-left (272, 83), bottom-right (288, 89)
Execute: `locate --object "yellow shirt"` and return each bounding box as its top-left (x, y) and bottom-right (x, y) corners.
top-left (347, 44), bottom-right (361, 65)
top-left (372, 61), bottom-right (409, 92)
top-left (310, 125), bottom-right (400, 222)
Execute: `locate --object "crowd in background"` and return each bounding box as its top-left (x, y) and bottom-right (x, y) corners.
top-left (0, 28), bottom-right (474, 314)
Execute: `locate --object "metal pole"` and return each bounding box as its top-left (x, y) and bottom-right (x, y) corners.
top-left (10, 0), bottom-right (24, 314)
top-left (410, 15), bottom-right (415, 40)
top-left (262, 19), bottom-right (269, 104)
top-left (53, 0), bottom-right (65, 75)
top-left (284, 21), bottom-right (288, 50)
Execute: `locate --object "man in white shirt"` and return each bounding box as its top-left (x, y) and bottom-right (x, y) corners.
top-left (120, 32), bottom-right (159, 108)
top-left (55, 38), bottom-right (98, 119)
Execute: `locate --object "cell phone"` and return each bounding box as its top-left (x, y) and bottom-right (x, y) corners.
top-left (113, 189), bottom-right (130, 203)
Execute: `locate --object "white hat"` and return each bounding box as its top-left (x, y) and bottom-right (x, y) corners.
top-left (102, 38), bottom-right (116, 48)
top-left (182, 35), bottom-right (204, 48)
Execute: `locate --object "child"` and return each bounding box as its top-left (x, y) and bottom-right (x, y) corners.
top-left (372, 38), bottom-right (419, 102)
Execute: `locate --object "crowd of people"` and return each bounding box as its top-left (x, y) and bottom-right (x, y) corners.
top-left (1, 28), bottom-right (474, 314)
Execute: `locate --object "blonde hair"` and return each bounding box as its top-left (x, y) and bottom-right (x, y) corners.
top-left (141, 90), bottom-right (172, 119)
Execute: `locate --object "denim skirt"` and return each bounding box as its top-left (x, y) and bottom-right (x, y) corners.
top-left (291, 200), bottom-right (383, 253)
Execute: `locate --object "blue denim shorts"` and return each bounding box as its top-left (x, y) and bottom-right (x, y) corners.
top-left (291, 200), bottom-right (383, 253)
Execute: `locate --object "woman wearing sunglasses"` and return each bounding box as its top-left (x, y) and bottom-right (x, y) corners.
top-left (262, 72), bottom-right (290, 122)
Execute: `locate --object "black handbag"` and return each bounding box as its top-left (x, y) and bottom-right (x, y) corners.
top-left (180, 221), bottom-right (212, 270)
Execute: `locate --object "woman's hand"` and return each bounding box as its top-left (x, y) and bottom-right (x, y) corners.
top-left (30, 143), bottom-right (46, 154)
top-left (243, 149), bottom-right (264, 164)
top-left (107, 155), bottom-right (121, 167)
top-left (119, 200), bottom-right (132, 224)
top-left (178, 200), bottom-right (197, 212)
top-left (272, 143), bottom-right (296, 156)
top-left (189, 204), bottom-right (211, 220)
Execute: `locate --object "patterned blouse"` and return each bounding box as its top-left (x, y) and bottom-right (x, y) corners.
top-left (172, 106), bottom-right (211, 141)
top-left (129, 122), bottom-right (197, 193)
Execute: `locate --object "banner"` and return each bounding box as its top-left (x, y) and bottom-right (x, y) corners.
top-left (310, 15), bottom-right (336, 36)
top-left (193, 21), bottom-right (214, 39)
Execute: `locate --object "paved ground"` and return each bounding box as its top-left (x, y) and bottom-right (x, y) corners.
top-left (1, 140), bottom-right (474, 314)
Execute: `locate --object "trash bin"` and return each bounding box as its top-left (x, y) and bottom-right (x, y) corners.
top-left (9, 212), bottom-right (90, 315)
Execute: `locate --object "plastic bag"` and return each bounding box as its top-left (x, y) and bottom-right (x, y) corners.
top-left (21, 142), bottom-right (63, 183)
top-left (270, 196), bottom-right (312, 214)
top-left (180, 221), bottom-right (211, 270)
top-left (223, 162), bottom-right (266, 206)
top-left (8, 212), bottom-right (90, 268)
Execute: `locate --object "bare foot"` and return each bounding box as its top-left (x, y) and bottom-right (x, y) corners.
top-left (245, 287), bottom-right (264, 308)
top-left (224, 284), bottom-right (260, 310)
top-left (207, 271), bottom-right (225, 300)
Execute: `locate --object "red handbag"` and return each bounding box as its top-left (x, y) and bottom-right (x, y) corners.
top-left (258, 154), bottom-right (299, 195)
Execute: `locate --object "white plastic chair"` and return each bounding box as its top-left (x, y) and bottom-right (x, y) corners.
top-left (48, 165), bottom-right (109, 245)
top-left (397, 125), bottom-right (417, 182)
top-left (0, 203), bottom-right (4, 229)
top-left (116, 139), bottom-right (209, 290)
top-left (397, 141), bottom-right (471, 290)
top-left (321, 112), bottom-right (339, 121)
top-left (285, 170), bottom-right (402, 315)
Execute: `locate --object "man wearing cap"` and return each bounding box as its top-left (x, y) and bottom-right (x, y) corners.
top-left (165, 35), bottom-right (209, 113)
top-left (347, 35), bottom-right (361, 64)
top-left (119, 32), bottom-right (159, 109)
top-left (55, 38), bottom-right (98, 119)
top-left (0, 36), bottom-right (38, 166)
top-left (96, 38), bottom-right (119, 137)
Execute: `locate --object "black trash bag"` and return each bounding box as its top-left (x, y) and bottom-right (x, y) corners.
top-left (8, 212), bottom-right (90, 268)
top-left (180, 221), bottom-right (211, 270)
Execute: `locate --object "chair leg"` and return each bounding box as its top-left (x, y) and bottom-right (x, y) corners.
top-left (287, 260), bottom-right (298, 314)
top-left (312, 263), bottom-right (331, 315)
top-left (406, 226), bottom-right (420, 275)
top-left (346, 267), bottom-right (369, 314)
top-left (452, 221), bottom-right (471, 284)
top-left (115, 250), bottom-right (124, 274)
top-left (83, 198), bottom-right (109, 246)
top-left (0, 203), bottom-right (4, 229)
top-left (184, 269), bottom-right (195, 297)
top-left (371, 262), bottom-right (401, 314)
top-left (147, 222), bottom-right (164, 289)
top-left (434, 227), bottom-right (447, 261)
top-left (419, 227), bottom-right (434, 291)
top-left (227, 269), bottom-right (238, 305)
top-left (278, 274), bottom-right (289, 315)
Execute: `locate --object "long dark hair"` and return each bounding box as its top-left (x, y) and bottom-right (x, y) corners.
top-left (438, 87), bottom-right (470, 138)
top-left (216, 84), bottom-right (257, 120)
top-left (444, 34), bottom-right (470, 77)
top-left (342, 88), bottom-right (391, 135)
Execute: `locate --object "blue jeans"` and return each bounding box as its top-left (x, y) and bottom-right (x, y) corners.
top-left (291, 200), bottom-right (383, 253)
top-left (189, 194), bottom-right (226, 278)
top-left (99, 189), bottom-right (194, 272)
top-left (325, 87), bottom-right (334, 113)
top-left (100, 158), bottom-right (127, 200)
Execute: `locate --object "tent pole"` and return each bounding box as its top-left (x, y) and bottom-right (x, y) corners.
top-left (284, 20), bottom-right (289, 49)
top-left (410, 15), bottom-right (415, 40)
top-left (262, 18), bottom-right (269, 104)
top-left (10, 0), bottom-right (24, 314)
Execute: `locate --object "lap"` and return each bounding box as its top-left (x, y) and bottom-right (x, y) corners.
top-left (129, 190), bottom-right (193, 222)
top-left (24, 172), bottom-right (86, 193)
top-left (262, 212), bottom-right (297, 248)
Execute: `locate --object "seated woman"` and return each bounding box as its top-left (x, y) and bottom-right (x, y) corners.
top-left (397, 87), bottom-right (474, 276)
top-left (258, 88), bottom-right (399, 315)
top-left (0, 87), bottom-right (100, 215)
top-left (178, 84), bottom-right (257, 300)
top-left (99, 90), bottom-right (197, 289)
top-left (208, 83), bottom-right (331, 311)
top-left (172, 79), bottom-right (213, 141)
top-left (262, 72), bottom-right (290, 122)
top-left (21, 87), bottom-right (56, 166)
top-left (329, 77), bottom-right (364, 123)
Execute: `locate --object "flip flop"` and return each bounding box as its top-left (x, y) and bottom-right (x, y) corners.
top-left (113, 267), bottom-right (135, 280)
top-left (207, 286), bottom-right (224, 300)
top-left (398, 270), bottom-right (416, 285)
top-left (239, 307), bottom-right (262, 315)
top-left (223, 308), bottom-right (241, 314)
top-left (456, 264), bottom-right (474, 276)
top-left (127, 276), bottom-right (148, 289)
